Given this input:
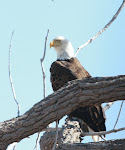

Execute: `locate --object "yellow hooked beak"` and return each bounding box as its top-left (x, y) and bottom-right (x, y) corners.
top-left (50, 40), bottom-right (55, 48)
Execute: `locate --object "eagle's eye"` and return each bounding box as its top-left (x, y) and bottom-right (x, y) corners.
top-left (55, 40), bottom-right (61, 43)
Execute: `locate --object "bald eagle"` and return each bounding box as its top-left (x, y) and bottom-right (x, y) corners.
top-left (50, 36), bottom-right (106, 142)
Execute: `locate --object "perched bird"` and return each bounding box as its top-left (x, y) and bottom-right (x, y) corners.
top-left (50, 36), bottom-right (106, 142)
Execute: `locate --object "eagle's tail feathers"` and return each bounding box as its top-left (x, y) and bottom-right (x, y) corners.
top-left (88, 126), bottom-right (101, 142)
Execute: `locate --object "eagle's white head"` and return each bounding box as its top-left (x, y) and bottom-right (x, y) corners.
top-left (50, 36), bottom-right (74, 60)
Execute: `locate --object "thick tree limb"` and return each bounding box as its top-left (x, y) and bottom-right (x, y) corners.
top-left (0, 75), bottom-right (125, 149)
top-left (56, 138), bottom-right (125, 150)
top-left (40, 130), bottom-right (125, 150)
top-left (40, 130), bottom-right (62, 150)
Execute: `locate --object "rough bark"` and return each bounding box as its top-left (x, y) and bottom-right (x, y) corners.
top-left (55, 138), bottom-right (125, 150)
top-left (40, 118), bottom-right (83, 150)
top-left (40, 118), bottom-right (125, 150)
top-left (40, 130), bottom-right (62, 150)
top-left (0, 75), bottom-right (125, 149)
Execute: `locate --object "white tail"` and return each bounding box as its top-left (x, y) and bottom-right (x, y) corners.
top-left (88, 126), bottom-right (101, 142)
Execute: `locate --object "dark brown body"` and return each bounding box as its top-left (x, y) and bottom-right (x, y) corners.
top-left (50, 57), bottom-right (106, 132)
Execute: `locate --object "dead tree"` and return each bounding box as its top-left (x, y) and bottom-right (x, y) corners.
top-left (0, 75), bottom-right (125, 150)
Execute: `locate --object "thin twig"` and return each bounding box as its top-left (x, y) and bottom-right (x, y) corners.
top-left (103, 102), bottom-right (114, 112)
top-left (8, 31), bottom-right (20, 150)
top-left (40, 29), bottom-right (49, 98)
top-left (52, 120), bottom-right (59, 150)
top-left (114, 101), bottom-right (124, 129)
top-left (41, 63), bottom-right (46, 98)
top-left (100, 136), bottom-right (107, 141)
top-left (41, 126), bottom-right (125, 137)
top-left (33, 133), bottom-right (40, 150)
top-left (9, 30), bottom-right (20, 117)
top-left (41, 29), bottom-right (49, 62)
top-left (81, 127), bottom-right (125, 136)
top-left (74, 0), bottom-right (125, 56)
top-left (33, 29), bottom-right (49, 150)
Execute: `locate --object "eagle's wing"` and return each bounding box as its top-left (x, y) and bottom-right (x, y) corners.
top-left (50, 57), bottom-right (90, 91)
top-left (69, 106), bottom-right (106, 132)
top-left (50, 57), bottom-right (106, 133)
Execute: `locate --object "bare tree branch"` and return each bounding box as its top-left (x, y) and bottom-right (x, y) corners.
top-left (114, 100), bottom-right (124, 129)
top-left (74, 0), bottom-right (125, 56)
top-left (33, 29), bottom-right (49, 150)
top-left (81, 127), bottom-right (125, 136)
top-left (8, 30), bottom-right (19, 150)
top-left (42, 127), bottom-right (125, 137)
top-left (0, 75), bottom-right (125, 149)
top-left (40, 126), bottom-right (125, 150)
top-left (9, 30), bottom-right (20, 117)
top-left (40, 29), bottom-right (49, 98)
top-left (40, 29), bottom-right (59, 150)
top-left (52, 120), bottom-right (59, 150)
top-left (56, 138), bottom-right (125, 150)
top-left (33, 133), bottom-right (40, 150)
top-left (41, 127), bottom-right (62, 132)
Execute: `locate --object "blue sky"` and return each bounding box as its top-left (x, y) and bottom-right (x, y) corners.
top-left (0, 0), bottom-right (125, 149)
